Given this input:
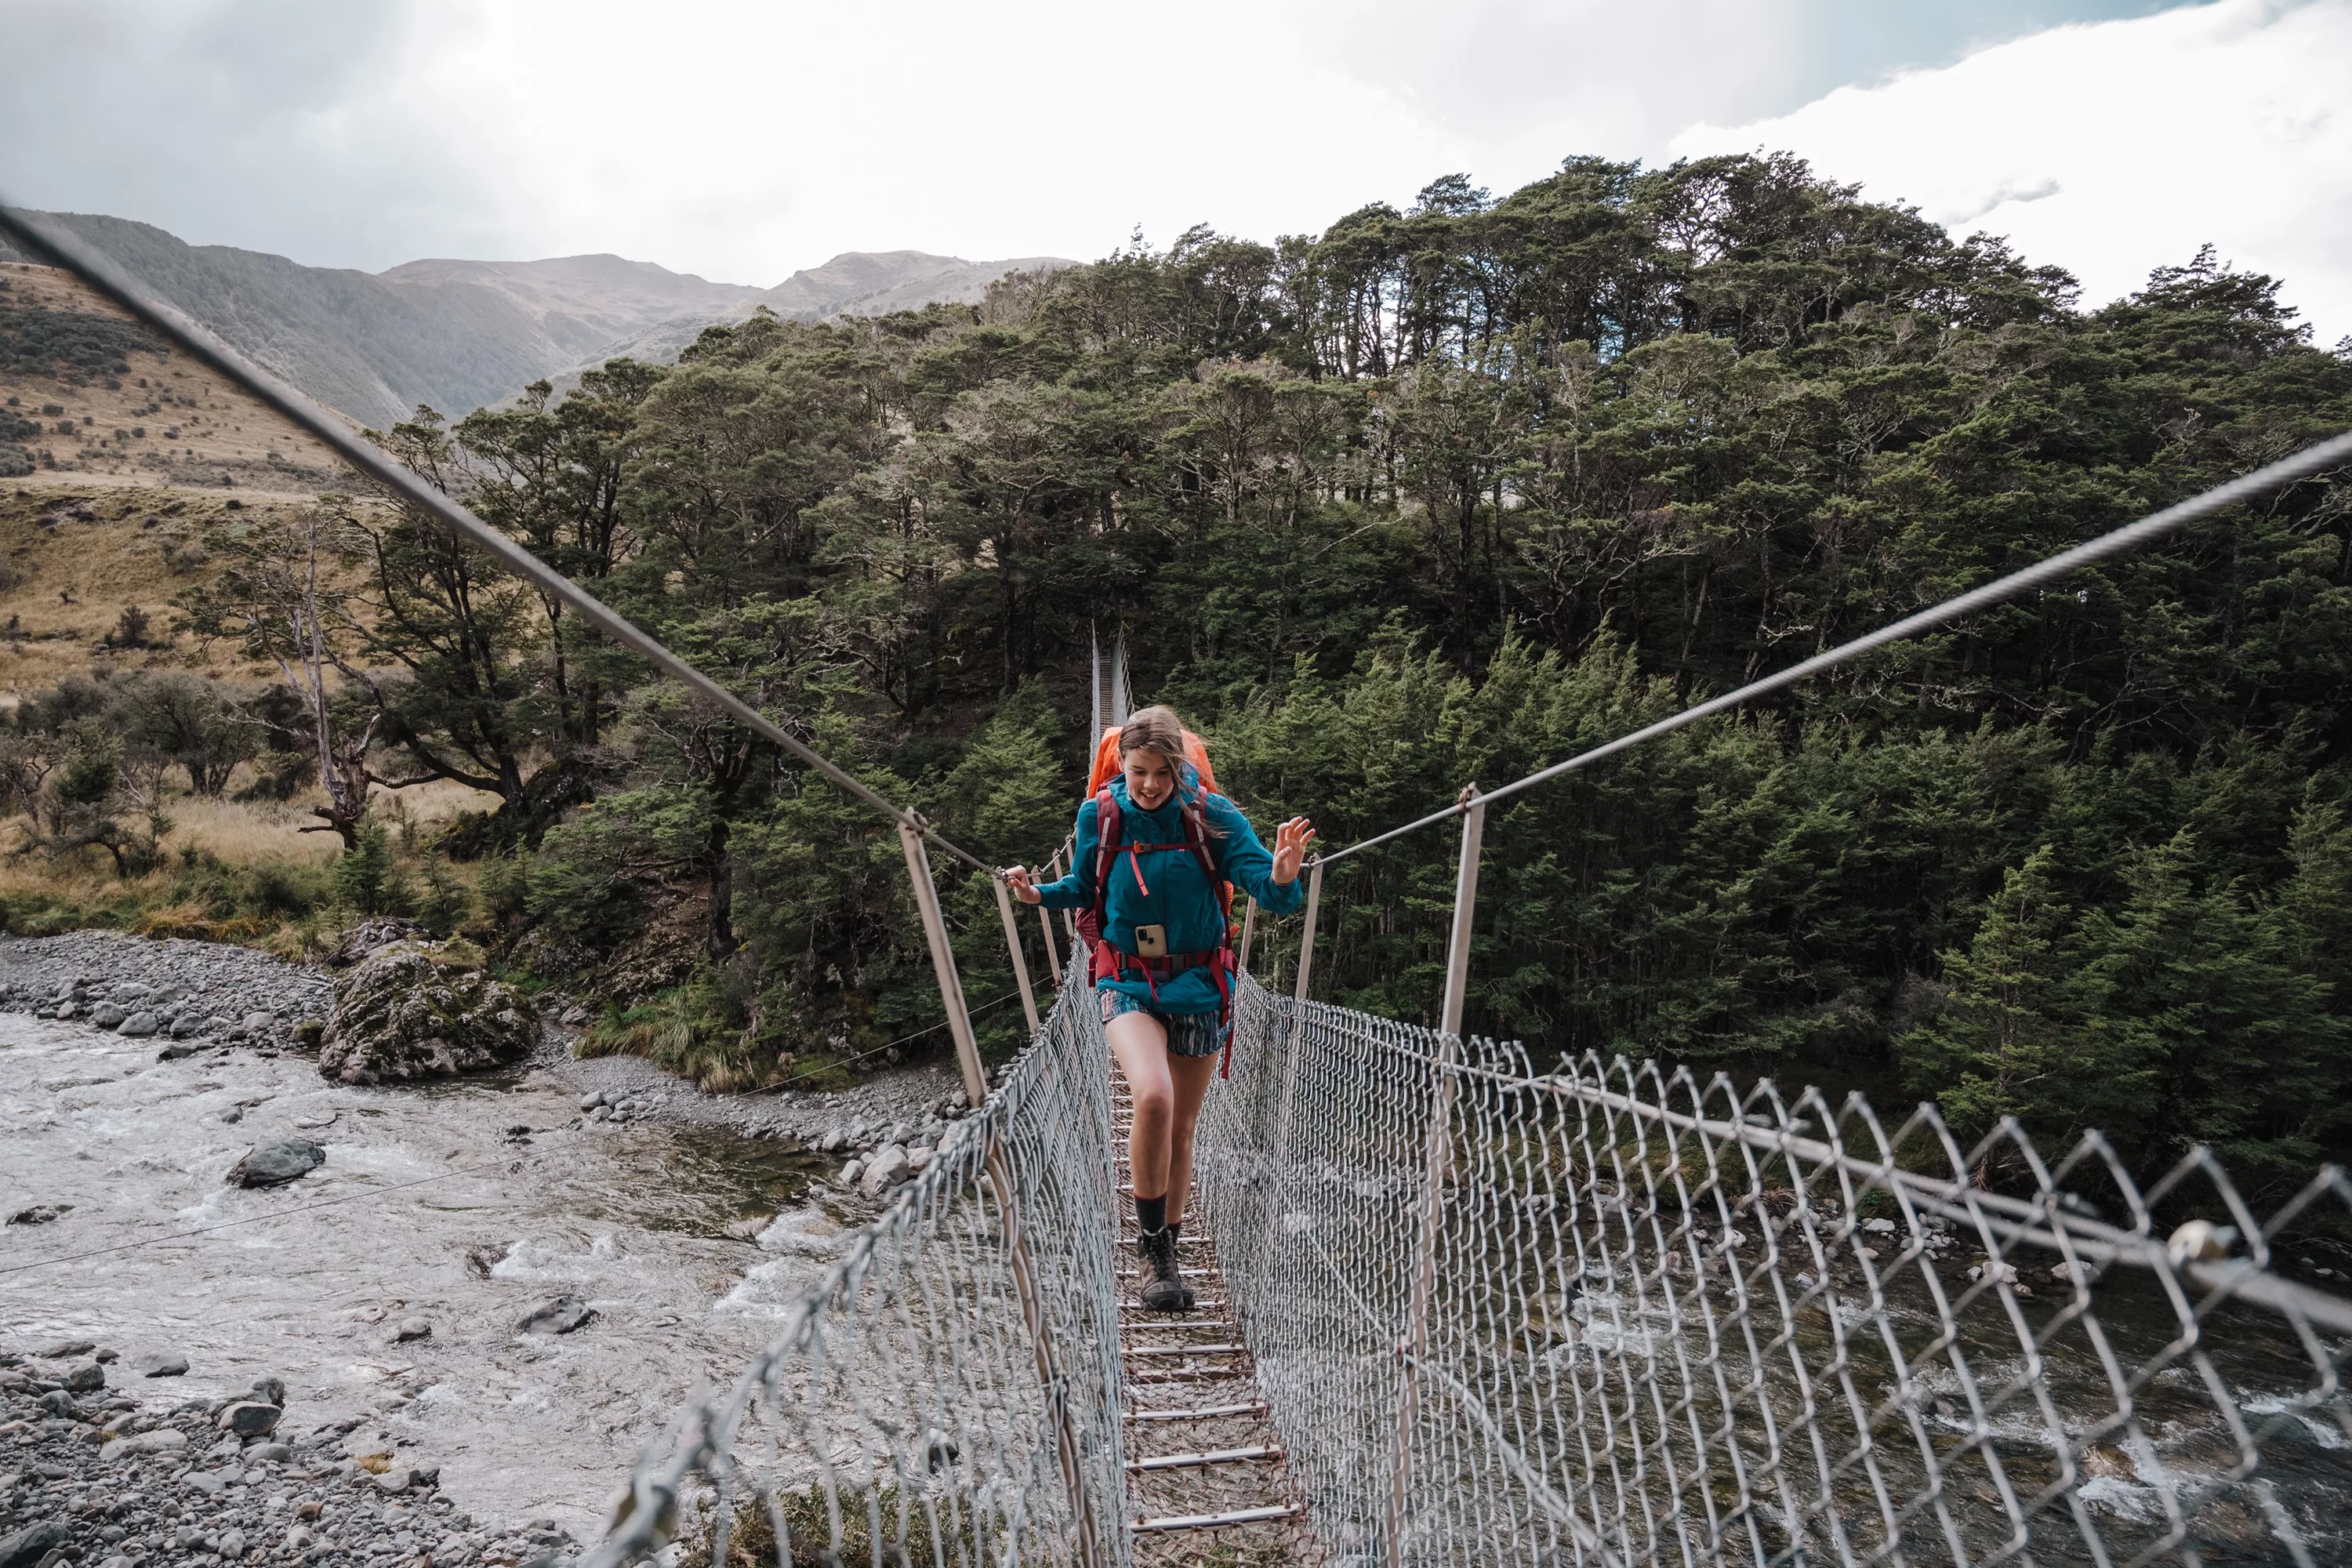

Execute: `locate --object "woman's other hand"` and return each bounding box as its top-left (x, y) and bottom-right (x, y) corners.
top-left (1004, 866), bottom-right (1043, 905)
top-left (1271, 817), bottom-right (1315, 884)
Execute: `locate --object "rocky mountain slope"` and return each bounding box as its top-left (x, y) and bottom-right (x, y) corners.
top-left (1, 212), bottom-right (1072, 426)
top-left (527, 248), bottom-right (1073, 401)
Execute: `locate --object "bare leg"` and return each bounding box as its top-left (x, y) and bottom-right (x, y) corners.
top-left (1163, 1052), bottom-right (1218, 1228)
top-left (1108, 1012), bottom-right (1174, 1202)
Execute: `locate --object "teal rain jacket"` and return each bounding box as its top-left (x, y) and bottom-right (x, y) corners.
top-left (1033, 779), bottom-right (1305, 1015)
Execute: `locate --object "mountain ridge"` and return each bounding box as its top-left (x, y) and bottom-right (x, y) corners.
top-left (0, 212), bottom-right (1073, 426)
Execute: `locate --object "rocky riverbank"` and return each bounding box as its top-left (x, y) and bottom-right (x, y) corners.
top-left (0, 932), bottom-right (327, 1058)
top-left (0, 930), bottom-right (1002, 1553)
top-left (0, 929), bottom-right (978, 1186)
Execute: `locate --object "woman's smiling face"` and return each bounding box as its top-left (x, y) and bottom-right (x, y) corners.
top-left (1122, 746), bottom-right (1178, 810)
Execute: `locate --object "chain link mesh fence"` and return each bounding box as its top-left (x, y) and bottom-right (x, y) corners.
top-left (1197, 975), bottom-right (2352, 1567)
top-left (593, 965), bottom-right (2350, 1568)
top-left (588, 959), bottom-right (1131, 1568)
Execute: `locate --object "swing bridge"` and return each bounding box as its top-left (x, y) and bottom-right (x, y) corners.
top-left (12, 207), bottom-right (2352, 1568)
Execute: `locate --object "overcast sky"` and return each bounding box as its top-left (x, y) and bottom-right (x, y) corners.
top-left (2, 0), bottom-right (2345, 341)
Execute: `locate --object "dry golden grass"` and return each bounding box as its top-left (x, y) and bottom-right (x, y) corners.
top-left (0, 482), bottom-right (303, 687)
top-left (158, 773), bottom-right (503, 861)
top-left (1, 260), bottom-right (377, 686)
top-left (2, 261), bottom-right (350, 486)
top-left (0, 771), bottom-right (507, 949)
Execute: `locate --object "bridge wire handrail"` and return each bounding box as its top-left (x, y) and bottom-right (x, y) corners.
top-left (1311, 428), bottom-right (2352, 868)
top-left (0, 201), bottom-right (993, 878)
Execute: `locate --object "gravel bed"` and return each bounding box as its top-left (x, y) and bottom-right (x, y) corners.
top-left (0, 1348), bottom-right (584, 1568)
top-left (0, 932), bottom-right (327, 1058)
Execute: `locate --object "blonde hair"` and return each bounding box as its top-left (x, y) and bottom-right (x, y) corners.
top-left (1118, 705), bottom-right (1190, 771)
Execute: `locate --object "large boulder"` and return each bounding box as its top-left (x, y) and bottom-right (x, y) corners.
top-left (228, 1141), bottom-right (326, 1187)
top-left (318, 938), bottom-right (538, 1086)
top-left (325, 916), bottom-right (430, 967)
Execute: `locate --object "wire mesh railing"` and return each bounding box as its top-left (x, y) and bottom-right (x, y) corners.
top-left (1197, 972), bottom-right (2352, 1568)
top-left (592, 955), bottom-right (2352, 1568)
top-left (588, 956), bottom-right (1130, 1568)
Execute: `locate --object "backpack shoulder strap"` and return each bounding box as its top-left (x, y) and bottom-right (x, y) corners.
top-left (1090, 786), bottom-right (1123, 935)
top-left (1179, 793), bottom-right (1220, 884)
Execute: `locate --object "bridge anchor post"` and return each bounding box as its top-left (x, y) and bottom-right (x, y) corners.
top-left (899, 820), bottom-right (1109, 1566)
top-left (1385, 786), bottom-right (1483, 1566)
top-left (992, 871), bottom-right (1043, 1034)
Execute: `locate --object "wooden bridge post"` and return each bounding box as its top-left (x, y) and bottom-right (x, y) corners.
top-left (1385, 787), bottom-right (1484, 1567)
top-left (1237, 897), bottom-right (1258, 975)
top-left (1036, 884), bottom-right (1062, 982)
top-left (992, 872), bottom-right (1044, 1035)
top-left (1269, 860), bottom-right (1326, 1159)
top-left (898, 820), bottom-right (988, 1108)
top-left (1291, 861), bottom-right (1324, 1007)
top-left (900, 821), bottom-right (1107, 1567)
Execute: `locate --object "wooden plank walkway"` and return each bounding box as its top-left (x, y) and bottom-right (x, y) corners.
top-left (1112, 1073), bottom-right (1322, 1566)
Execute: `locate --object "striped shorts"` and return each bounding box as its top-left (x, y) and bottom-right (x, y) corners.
top-left (1098, 987), bottom-right (1225, 1058)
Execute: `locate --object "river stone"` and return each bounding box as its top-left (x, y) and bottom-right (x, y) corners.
top-left (517, 1295), bottom-right (595, 1335)
top-left (88, 1001), bottom-right (128, 1029)
top-left (63, 1362), bottom-right (103, 1392)
top-left (227, 1140), bottom-right (326, 1188)
top-left (0, 1521), bottom-right (68, 1568)
top-left (100, 1428), bottom-right (187, 1461)
top-left (118, 1011), bottom-right (161, 1038)
top-left (858, 1144), bottom-right (912, 1196)
top-left (131, 1351), bottom-right (188, 1377)
top-left (216, 1400), bottom-right (280, 1437)
top-left (318, 938), bottom-right (537, 1086)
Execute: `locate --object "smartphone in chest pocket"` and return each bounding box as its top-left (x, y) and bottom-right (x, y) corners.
top-left (1134, 923), bottom-right (1168, 958)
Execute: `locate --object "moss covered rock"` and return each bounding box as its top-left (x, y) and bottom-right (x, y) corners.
top-left (318, 938), bottom-right (537, 1085)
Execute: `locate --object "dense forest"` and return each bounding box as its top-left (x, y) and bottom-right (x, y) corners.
top-left (12, 152), bottom-right (2352, 1196)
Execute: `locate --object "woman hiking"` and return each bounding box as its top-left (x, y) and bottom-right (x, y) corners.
top-left (1007, 705), bottom-right (1312, 1312)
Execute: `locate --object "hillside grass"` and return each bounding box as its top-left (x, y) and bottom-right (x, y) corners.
top-left (0, 773), bottom-right (501, 953)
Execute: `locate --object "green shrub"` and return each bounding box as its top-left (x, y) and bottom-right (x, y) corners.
top-left (330, 821), bottom-right (413, 916)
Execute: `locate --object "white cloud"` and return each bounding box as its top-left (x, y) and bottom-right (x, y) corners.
top-left (4, 0), bottom-right (2340, 347)
top-left (1673, 0), bottom-right (2352, 344)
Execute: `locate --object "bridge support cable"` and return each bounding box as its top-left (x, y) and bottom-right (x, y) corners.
top-left (1309, 427), bottom-right (2352, 872)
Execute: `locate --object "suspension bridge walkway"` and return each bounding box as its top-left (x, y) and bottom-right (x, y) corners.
top-left (13, 205), bottom-right (2352, 1568)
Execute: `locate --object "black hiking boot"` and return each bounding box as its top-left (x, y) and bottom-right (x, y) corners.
top-left (1138, 1225), bottom-right (1193, 1312)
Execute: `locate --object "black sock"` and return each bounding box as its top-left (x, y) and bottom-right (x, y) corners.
top-left (1135, 1194), bottom-right (1167, 1236)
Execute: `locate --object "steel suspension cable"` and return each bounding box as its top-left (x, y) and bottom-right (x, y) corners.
top-left (0, 202), bottom-right (993, 876)
top-left (1314, 428), bottom-right (2352, 867)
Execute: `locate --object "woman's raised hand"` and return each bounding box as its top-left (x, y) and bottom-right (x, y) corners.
top-left (1270, 817), bottom-right (1316, 885)
top-left (1004, 866), bottom-right (1042, 905)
